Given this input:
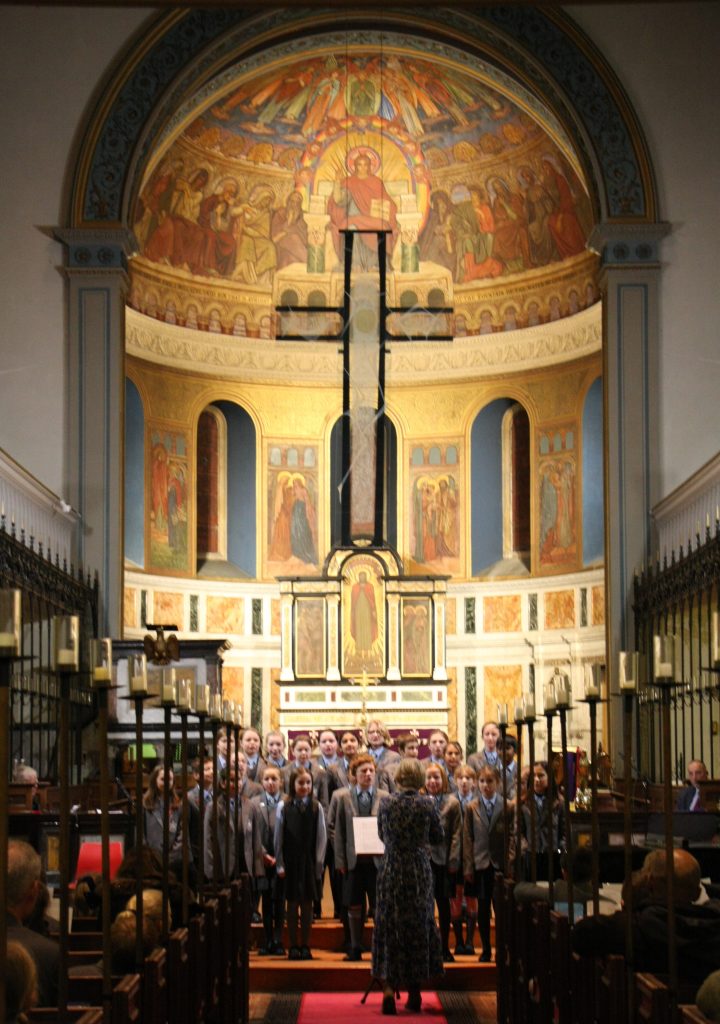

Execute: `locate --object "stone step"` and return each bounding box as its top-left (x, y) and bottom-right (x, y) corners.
top-left (249, 946), bottom-right (496, 993)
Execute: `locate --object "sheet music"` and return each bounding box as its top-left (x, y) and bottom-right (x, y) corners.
top-left (353, 815), bottom-right (385, 855)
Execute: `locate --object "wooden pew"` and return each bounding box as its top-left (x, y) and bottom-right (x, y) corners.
top-left (528, 900), bottom-right (551, 1024)
top-left (231, 876), bottom-right (251, 1024)
top-left (29, 1011), bottom-right (103, 1023)
top-left (496, 877), bottom-right (515, 1024)
top-left (188, 910), bottom-right (207, 1023)
top-left (678, 1007), bottom-right (713, 1023)
top-left (143, 945), bottom-right (167, 1024)
top-left (570, 945), bottom-right (597, 1024)
top-left (549, 911), bottom-right (572, 1024)
top-left (168, 927), bottom-right (190, 1024)
top-left (202, 897), bottom-right (221, 1021)
top-left (596, 954), bottom-right (628, 1024)
top-left (111, 973), bottom-right (142, 1024)
top-left (635, 972), bottom-right (673, 1024)
top-left (512, 898), bottom-right (532, 1024)
top-left (217, 889), bottom-right (234, 1024)
top-left (68, 931), bottom-right (103, 950)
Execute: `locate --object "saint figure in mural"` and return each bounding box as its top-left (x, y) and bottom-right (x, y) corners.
top-left (151, 443), bottom-right (169, 531)
top-left (328, 151), bottom-right (398, 270)
top-left (351, 571), bottom-right (378, 654)
top-left (167, 463), bottom-right (186, 551)
top-left (231, 184), bottom-right (277, 283)
top-left (271, 191), bottom-right (308, 269)
top-left (540, 459), bottom-right (575, 562)
top-left (290, 476), bottom-right (317, 564)
top-left (269, 472), bottom-right (317, 566)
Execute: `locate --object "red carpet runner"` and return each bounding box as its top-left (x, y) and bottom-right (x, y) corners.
top-left (297, 990), bottom-right (447, 1022)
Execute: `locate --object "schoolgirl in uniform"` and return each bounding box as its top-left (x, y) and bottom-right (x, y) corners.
top-left (275, 766), bottom-right (327, 960)
top-left (424, 762), bottom-right (462, 961)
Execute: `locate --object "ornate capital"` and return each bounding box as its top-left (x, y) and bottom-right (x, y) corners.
top-left (53, 227), bottom-right (138, 272)
top-left (588, 222), bottom-right (671, 268)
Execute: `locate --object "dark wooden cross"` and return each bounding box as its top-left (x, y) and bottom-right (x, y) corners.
top-left (276, 229), bottom-right (453, 548)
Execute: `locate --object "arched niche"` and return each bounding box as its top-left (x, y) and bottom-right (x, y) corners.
top-left (196, 401), bottom-right (256, 578)
top-left (471, 398), bottom-right (531, 577)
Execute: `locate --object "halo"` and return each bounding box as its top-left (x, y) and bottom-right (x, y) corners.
top-left (345, 145), bottom-right (382, 176)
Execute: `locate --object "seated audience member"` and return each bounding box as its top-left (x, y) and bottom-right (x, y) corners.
top-left (6, 840), bottom-right (59, 1007)
top-left (68, 907), bottom-right (161, 977)
top-left (125, 888), bottom-right (164, 934)
top-left (677, 758), bottom-right (709, 811)
top-left (514, 847), bottom-right (612, 910)
top-left (13, 763), bottom-right (41, 810)
top-left (572, 848), bottom-right (720, 986)
top-left (109, 846), bottom-right (183, 926)
top-left (697, 969), bottom-right (720, 1022)
top-left (6, 940), bottom-right (38, 1024)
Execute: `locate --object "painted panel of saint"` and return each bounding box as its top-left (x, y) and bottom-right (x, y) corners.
top-left (342, 557), bottom-right (385, 678)
top-left (401, 597), bottom-right (432, 678)
top-left (539, 455), bottom-right (577, 569)
top-left (266, 446), bottom-right (319, 574)
top-left (148, 427), bottom-right (190, 573)
top-left (295, 597), bottom-right (326, 679)
top-left (410, 468), bottom-right (460, 573)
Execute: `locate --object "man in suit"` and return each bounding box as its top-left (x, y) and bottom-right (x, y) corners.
top-left (6, 839), bottom-right (59, 1006)
top-left (328, 753), bottom-right (389, 960)
top-left (676, 759), bottom-right (709, 810)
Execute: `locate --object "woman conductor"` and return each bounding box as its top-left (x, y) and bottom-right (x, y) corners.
top-left (372, 758), bottom-right (444, 1014)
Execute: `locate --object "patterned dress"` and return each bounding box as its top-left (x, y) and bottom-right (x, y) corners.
top-left (372, 790), bottom-right (444, 987)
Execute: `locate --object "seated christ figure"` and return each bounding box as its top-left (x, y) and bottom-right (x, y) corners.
top-left (328, 151), bottom-right (398, 271)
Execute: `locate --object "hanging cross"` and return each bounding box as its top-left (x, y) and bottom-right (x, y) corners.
top-left (276, 229), bottom-right (453, 548)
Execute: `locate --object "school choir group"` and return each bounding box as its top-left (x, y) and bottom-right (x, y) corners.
top-left (140, 717), bottom-right (563, 965)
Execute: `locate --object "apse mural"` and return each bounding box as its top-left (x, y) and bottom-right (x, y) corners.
top-left (148, 427), bottom-right (190, 573)
top-left (132, 48), bottom-right (593, 329)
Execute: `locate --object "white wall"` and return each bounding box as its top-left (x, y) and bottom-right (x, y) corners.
top-left (0, 7), bottom-right (147, 496)
top-left (0, 4), bottom-right (717, 502)
top-left (568, 3), bottom-right (720, 497)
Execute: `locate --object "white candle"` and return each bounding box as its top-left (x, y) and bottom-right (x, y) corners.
top-left (56, 649), bottom-right (77, 666)
top-left (176, 678), bottom-right (191, 711)
top-left (524, 698), bottom-right (536, 719)
top-left (584, 664), bottom-right (600, 699)
top-left (161, 669), bottom-right (176, 704)
top-left (498, 703), bottom-right (508, 725)
top-left (653, 635), bottom-right (674, 680)
top-left (93, 667), bottom-right (111, 682)
top-left (712, 612), bottom-right (720, 668)
top-left (130, 674), bottom-right (148, 696)
top-left (195, 685), bottom-right (209, 714)
top-left (514, 700), bottom-right (524, 721)
top-left (556, 680), bottom-right (570, 707)
top-left (544, 684), bottom-right (557, 711)
top-left (618, 651), bottom-right (637, 691)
